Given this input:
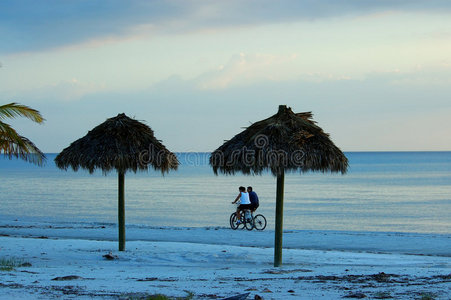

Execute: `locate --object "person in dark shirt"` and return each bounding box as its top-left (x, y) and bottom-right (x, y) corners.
top-left (247, 186), bottom-right (259, 212)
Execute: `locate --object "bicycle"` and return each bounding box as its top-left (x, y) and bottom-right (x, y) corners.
top-left (229, 209), bottom-right (267, 231)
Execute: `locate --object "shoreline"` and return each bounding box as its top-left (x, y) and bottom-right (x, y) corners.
top-left (1, 219), bottom-right (450, 257)
top-left (0, 220), bottom-right (450, 299)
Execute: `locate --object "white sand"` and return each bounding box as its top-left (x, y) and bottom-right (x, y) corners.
top-left (0, 220), bottom-right (450, 299)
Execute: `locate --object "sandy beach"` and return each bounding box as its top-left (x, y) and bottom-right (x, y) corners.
top-left (0, 220), bottom-right (450, 299)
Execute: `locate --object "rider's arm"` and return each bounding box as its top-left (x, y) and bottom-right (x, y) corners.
top-left (232, 193), bottom-right (241, 204)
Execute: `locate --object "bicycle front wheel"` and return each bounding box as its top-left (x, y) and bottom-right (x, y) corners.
top-left (230, 213), bottom-right (238, 230)
top-left (230, 213), bottom-right (245, 230)
top-left (253, 214), bottom-right (267, 230)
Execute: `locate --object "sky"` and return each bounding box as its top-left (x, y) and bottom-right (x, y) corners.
top-left (1, 0), bottom-right (451, 152)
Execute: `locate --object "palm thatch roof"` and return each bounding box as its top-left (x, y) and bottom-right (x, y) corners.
top-left (55, 113), bottom-right (178, 174)
top-left (210, 105), bottom-right (348, 176)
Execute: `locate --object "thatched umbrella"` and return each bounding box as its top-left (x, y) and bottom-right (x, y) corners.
top-left (55, 113), bottom-right (178, 251)
top-left (210, 105), bottom-right (348, 266)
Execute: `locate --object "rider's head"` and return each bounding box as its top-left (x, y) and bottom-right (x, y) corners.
top-left (247, 186), bottom-right (253, 192)
top-left (239, 186), bottom-right (246, 192)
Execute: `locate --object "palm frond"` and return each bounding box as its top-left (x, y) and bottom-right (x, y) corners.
top-left (0, 102), bottom-right (45, 123)
top-left (0, 103), bottom-right (46, 166)
top-left (0, 121), bottom-right (23, 146)
top-left (0, 130), bottom-right (46, 166)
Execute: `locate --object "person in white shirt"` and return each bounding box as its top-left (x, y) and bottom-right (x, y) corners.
top-left (232, 186), bottom-right (252, 224)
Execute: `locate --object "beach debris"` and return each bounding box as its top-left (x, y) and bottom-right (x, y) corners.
top-left (20, 262), bottom-right (32, 267)
top-left (254, 295), bottom-right (263, 300)
top-left (343, 292), bottom-right (367, 298)
top-left (51, 275), bottom-right (83, 281)
top-left (287, 290), bottom-right (295, 293)
top-left (263, 268), bottom-right (312, 274)
top-left (262, 288), bottom-right (272, 293)
top-left (20, 270), bottom-right (38, 274)
top-left (102, 252), bottom-right (118, 260)
top-left (371, 272), bottom-right (391, 282)
top-left (222, 292), bottom-right (250, 300)
top-left (136, 277), bottom-right (158, 281)
top-left (199, 294), bottom-right (217, 298)
top-left (373, 291), bottom-right (392, 299)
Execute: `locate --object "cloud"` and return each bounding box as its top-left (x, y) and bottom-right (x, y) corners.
top-left (2, 78), bottom-right (106, 102)
top-left (0, 0), bottom-right (181, 53)
top-left (10, 59), bottom-right (450, 152)
top-left (389, 65), bottom-right (451, 87)
top-left (358, 63), bottom-right (451, 91)
top-left (195, 53), bottom-right (298, 90)
top-left (45, 79), bottom-right (107, 101)
top-left (2, 0), bottom-right (451, 53)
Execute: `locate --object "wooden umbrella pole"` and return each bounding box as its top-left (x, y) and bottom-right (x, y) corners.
top-left (274, 169), bottom-right (285, 267)
top-left (118, 171), bottom-right (125, 251)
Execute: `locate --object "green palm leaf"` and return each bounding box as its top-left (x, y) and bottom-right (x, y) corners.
top-left (0, 103), bottom-right (46, 166)
top-left (0, 102), bottom-right (45, 123)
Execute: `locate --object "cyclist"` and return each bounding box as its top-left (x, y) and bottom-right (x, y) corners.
top-left (247, 186), bottom-right (259, 212)
top-left (232, 186), bottom-right (252, 224)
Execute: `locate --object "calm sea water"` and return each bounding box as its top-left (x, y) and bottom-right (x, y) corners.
top-left (1, 152), bottom-right (450, 234)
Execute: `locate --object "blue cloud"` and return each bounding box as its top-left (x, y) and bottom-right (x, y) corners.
top-left (0, 0), bottom-right (181, 53)
top-left (1, 0), bottom-right (451, 53)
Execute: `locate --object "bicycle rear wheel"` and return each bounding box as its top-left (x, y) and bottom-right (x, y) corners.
top-left (253, 214), bottom-right (267, 230)
top-left (245, 217), bottom-right (254, 231)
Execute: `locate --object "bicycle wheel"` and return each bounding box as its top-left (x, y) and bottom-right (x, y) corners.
top-left (253, 214), bottom-right (267, 230)
top-left (230, 213), bottom-right (245, 230)
top-left (230, 213), bottom-right (238, 230)
top-left (237, 212), bottom-right (245, 229)
top-left (245, 217), bottom-right (254, 231)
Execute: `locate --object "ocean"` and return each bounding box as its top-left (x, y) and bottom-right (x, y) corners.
top-left (1, 152), bottom-right (450, 234)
